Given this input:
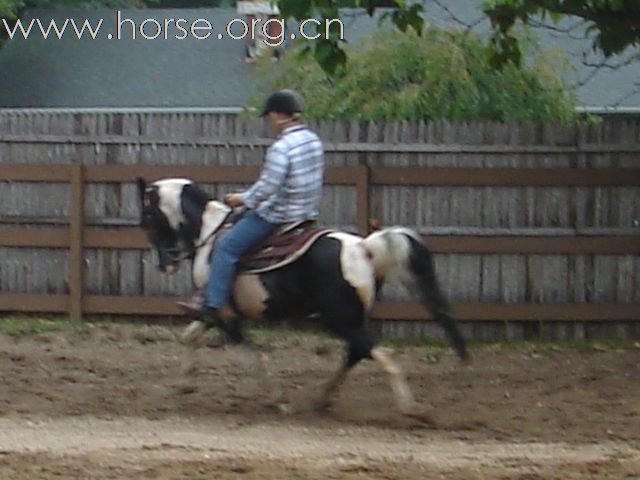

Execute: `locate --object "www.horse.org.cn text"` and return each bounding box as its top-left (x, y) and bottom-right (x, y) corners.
top-left (1, 11), bottom-right (346, 47)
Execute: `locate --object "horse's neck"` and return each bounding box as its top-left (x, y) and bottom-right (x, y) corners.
top-left (188, 201), bottom-right (227, 288)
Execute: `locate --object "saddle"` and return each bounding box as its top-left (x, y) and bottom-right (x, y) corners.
top-left (237, 220), bottom-right (332, 273)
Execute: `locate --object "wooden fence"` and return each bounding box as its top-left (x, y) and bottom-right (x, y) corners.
top-left (1, 112), bottom-right (639, 339)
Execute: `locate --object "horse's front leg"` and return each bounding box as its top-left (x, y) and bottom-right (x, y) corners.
top-left (314, 360), bottom-right (352, 412)
top-left (312, 325), bottom-right (372, 412)
top-left (180, 320), bottom-right (210, 345)
top-left (231, 340), bottom-right (283, 407)
top-left (178, 320), bottom-right (211, 377)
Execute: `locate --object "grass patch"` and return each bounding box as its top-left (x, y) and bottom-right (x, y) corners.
top-left (381, 336), bottom-right (449, 350)
top-left (0, 317), bottom-right (87, 337)
top-left (462, 338), bottom-right (635, 353)
top-left (248, 322), bottom-right (331, 342)
top-left (379, 336), bottom-right (637, 355)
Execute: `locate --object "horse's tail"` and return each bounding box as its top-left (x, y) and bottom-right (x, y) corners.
top-left (361, 227), bottom-right (469, 361)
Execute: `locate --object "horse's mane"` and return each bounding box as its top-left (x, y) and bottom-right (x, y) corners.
top-left (179, 182), bottom-right (212, 242)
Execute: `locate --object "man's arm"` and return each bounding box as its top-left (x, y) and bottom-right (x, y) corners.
top-left (237, 145), bottom-right (289, 208)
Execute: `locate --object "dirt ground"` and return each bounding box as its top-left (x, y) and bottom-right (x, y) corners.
top-left (0, 321), bottom-right (639, 480)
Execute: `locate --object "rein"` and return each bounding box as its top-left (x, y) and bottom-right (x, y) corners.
top-left (159, 209), bottom-right (236, 263)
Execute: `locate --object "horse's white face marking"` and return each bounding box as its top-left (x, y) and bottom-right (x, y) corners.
top-left (152, 178), bottom-right (193, 231)
top-left (327, 232), bottom-right (375, 309)
top-left (233, 274), bottom-right (269, 320)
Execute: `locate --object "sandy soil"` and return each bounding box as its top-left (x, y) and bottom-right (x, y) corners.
top-left (0, 321), bottom-right (639, 479)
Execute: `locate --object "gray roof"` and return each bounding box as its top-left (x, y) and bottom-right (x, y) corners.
top-left (0, 2), bottom-right (638, 112)
top-left (0, 8), bottom-right (254, 109)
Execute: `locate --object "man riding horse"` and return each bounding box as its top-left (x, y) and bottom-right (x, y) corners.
top-left (178, 89), bottom-right (324, 344)
top-left (138, 90), bottom-right (469, 416)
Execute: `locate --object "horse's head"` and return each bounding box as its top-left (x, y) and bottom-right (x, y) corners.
top-left (136, 177), bottom-right (210, 274)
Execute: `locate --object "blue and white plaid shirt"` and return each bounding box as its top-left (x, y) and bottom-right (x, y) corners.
top-left (239, 124), bottom-right (324, 224)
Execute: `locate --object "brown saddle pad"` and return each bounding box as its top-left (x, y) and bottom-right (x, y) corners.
top-left (237, 220), bottom-right (333, 273)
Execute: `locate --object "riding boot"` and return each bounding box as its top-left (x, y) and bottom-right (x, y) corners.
top-left (204, 309), bottom-right (244, 344)
top-left (179, 302), bottom-right (219, 345)
top-left (181, 308), bottom-right (244, 344)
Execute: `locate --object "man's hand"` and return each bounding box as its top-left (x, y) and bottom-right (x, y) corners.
top-left (224, 193), bottom-right (244, 208)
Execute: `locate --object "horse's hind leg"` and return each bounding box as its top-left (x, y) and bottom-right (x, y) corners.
top-left (316, 328), bottom-right (418, 417)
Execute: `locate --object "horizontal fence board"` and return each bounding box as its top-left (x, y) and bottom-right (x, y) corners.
top-left (423, 236), bottom-right (640, 254)
top-left (2, 227), bottom-right (638, 254)
top-left (84, 229), bottom-right (148, 249)
top-left (0, 228), bottom-right (69, 247)
top-left (83, 295), bottom-right (183, 315)
top-left (3, 163), bottom-right (640, 187)
top-left (0, 164), bottom-right (71, 182)
top-left (86, 164), bottom-right (260, 183)
top-left (0, 294), bottom-right (68, 313)
top-left (0, 164), bottom-right (364, 186)
top-left (372, 167), bottom-right (640, 186)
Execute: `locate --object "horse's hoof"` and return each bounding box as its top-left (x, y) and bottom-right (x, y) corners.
top-left (180, 360), bottom-right (198, 376)
top-left (401, 405), bottom-right (437, 426)
top-left (311, 398), bottom-right (332, 413)
top-left (175, 383), bottom-right (198, 395)
top-left (277, 403), bottom-right (293, 415)
top-left (180, 320), bottom-right (207, 345)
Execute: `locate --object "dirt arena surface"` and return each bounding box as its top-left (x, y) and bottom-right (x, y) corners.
top-left (0, 321), bottom-right (639, 479)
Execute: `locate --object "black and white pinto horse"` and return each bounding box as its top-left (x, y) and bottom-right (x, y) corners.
top-left (137, 177), bottom-right (468, 416)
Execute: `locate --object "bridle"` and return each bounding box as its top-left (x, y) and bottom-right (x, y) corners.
top-left (155, 208), bottom-right (236, 264)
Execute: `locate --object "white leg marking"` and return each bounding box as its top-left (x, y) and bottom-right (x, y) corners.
top-left (180, 320), bottom-right (208, 345)
top-left (371, 346), bottom-right (416, 414)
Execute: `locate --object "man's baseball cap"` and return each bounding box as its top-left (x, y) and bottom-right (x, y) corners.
top-left (260, 89), bottom-right (304, 117)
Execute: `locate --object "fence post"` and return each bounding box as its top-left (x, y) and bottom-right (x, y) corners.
top-left (69, 164), bottom-right (84, 322)
top-left (356, 163), bottom-right (371, 236)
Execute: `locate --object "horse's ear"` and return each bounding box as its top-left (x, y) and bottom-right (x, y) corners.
top-left (136, 177), bottom-right (146, 207)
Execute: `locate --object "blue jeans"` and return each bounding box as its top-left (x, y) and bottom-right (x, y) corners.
top-left (205, 211), bottom-right (279, 309)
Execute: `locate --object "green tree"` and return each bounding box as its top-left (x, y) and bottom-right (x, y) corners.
top-left (274, 0), bottom-right (640, 75)
top-left (483, 0), bottom-right (640, 68)
top-left (250, 27), bottom-right (578, 122)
